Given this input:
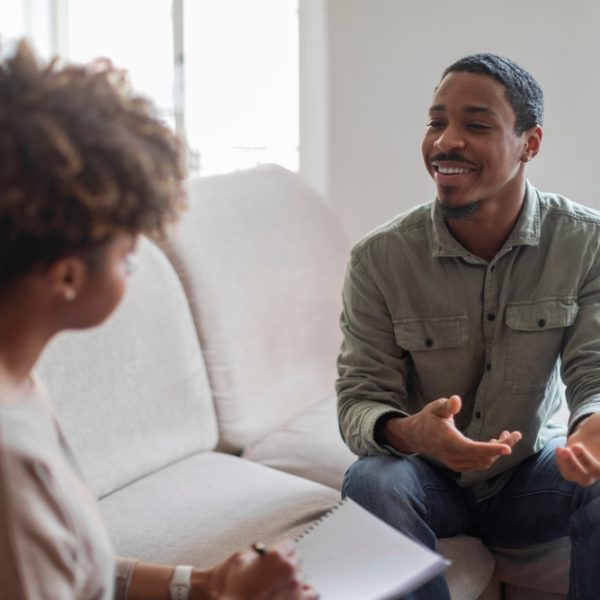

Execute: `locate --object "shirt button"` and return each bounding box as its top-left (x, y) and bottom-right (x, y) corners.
top-left (486, 363), bottom-right (492, 371)
top-left (425, 338), bottom-right (433, 348)
top-left (475, 411), bottom-right (482, 419)
top-left (487, 313), bottom-right (496, 321)
top-left (538, 318), bottom-right (546, 328)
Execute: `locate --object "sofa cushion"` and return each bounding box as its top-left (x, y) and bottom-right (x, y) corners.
top-left (438, 536), bottom-right (496, 600)
top-left (242, 394), bottom-right (356, 490)
top-left (101, 451), bottom-right (490, 600)
top-left (99, 451), bottom-right (340, 568)
top-left (163, 165), bottom-right (350, 453)
top-left (503, 586), bottom-right (565, 600)
top-left (36, 237), bottom-right (217, 498)
top-left (490, 538), bottom-right (569, 595)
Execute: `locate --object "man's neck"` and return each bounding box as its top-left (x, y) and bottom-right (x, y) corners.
top-left (445, 182), bottom-right (526, 262)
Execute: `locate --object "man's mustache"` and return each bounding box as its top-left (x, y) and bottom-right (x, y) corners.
top-left (429, 152), bottom-right (477, 166)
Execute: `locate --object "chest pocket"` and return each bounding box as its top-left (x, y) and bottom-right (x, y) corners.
top-left (394, 316), bottom-right (472, 398)
top-left (504, 298), bottom-right (578, 393)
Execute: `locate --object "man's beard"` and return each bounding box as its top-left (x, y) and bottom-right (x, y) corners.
top-left (437, 198), bottom-right (482, 220)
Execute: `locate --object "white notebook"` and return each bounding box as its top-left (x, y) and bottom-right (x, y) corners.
top-left (295, 498), bottom-right (450, 600)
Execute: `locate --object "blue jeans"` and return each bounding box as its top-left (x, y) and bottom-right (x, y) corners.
top-left (342, 437), bottom-right (600, 600)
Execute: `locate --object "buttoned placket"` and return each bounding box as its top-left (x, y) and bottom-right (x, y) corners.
top-left (467, 259), bottom-right (501, 440)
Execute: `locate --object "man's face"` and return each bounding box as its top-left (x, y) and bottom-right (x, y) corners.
top-left (421, 71), bottom-right (529, 216)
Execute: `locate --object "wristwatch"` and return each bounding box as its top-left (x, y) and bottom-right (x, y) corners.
top-left (169, 565), bottom-right (193, 600)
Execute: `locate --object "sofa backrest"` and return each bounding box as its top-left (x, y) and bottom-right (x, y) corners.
top-left (36, 237), bottom-right (217, 499)
top-left (163, 164), bottom-right (350, 453)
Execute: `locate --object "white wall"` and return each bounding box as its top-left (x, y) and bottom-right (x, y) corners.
top-left (326, 0), bottom-right (600, 241)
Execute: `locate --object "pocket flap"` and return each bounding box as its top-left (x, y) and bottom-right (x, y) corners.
top-left (394, 316), bottom-right (468, 351)
top-left (506, 298), bottom-right (578, 332)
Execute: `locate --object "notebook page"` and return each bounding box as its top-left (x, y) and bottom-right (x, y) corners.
top-left (295, 498), bottom-right (449, 600)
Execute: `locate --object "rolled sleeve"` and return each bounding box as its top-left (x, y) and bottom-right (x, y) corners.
top-left (114, 558), bottom-right (136, 600)
top-left (336, 250), bottom-right (410, 455)
top-left (561, 251), bottom-right (600, 431)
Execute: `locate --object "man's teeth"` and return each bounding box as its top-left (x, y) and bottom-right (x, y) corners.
top-left (437, 166), bottom-right (471, 175)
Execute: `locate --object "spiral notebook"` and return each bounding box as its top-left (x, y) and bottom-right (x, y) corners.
top-left (295, 498), bottom-right (450, 600)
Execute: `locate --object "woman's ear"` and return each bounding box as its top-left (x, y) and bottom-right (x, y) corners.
top-left (46, 256), bottom-right (88, 302)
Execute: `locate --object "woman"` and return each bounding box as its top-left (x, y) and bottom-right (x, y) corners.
top-left (0, 41), bottom-right (317, 600)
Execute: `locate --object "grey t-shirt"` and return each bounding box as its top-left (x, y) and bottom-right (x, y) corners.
top-left (0, 384), bottom-right (134, 599)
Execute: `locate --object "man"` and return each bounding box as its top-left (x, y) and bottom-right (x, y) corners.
top-left (337, 53), bottom-right (600, 599)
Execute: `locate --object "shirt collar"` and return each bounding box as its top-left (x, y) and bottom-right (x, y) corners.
top-left (430, 181), bottom-right (541, 261)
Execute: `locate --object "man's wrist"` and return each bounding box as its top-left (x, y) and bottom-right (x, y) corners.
top-left (569, 412), bottom-right (600, 438)
top-left (374, 413), bottom-right (401, 445)
top-left (375, 413), bottom-right (415, 453)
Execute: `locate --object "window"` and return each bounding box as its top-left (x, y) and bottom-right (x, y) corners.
top-left (0, 0), bottom-right (299, 176)
top-left (183, 0), bottom-right (298, 175)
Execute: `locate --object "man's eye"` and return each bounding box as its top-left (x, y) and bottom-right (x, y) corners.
top-left (427, 120), bottom-right (444, 128)
top-left (468, 123), bottom-right (490, 130)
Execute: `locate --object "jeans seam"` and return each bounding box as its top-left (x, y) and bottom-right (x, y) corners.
top-left (492, 489), bottom-right (572, 502)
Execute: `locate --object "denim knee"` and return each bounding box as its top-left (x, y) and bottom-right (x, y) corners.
top-left (572, 479), bottom-right (600, 533)
top-left (342, 454), bottom-right (427, 507)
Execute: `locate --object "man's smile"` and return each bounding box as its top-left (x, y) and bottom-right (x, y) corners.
top-left (430, 160), bottom-right (478, 186)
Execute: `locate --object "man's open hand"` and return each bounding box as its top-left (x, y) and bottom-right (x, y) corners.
top-left (556, 413), bottom-right (600, 487)
top-left (383, 395), bottom-right (522, 472)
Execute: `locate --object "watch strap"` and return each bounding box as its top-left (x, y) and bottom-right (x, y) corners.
top-left (169, 565), bottom-right (193, 600)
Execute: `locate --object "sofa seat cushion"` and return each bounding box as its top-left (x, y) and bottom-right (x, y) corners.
top-left (99, 451), bottom-right (340, 568)
top-left (242, 394), bottom-right (356, 490)
top-left (438, 536), bottom-right (496, 600)
top-left (503, 587), bottom-right (565, 600)
top-left (490, 538), bottom-right (569, 595)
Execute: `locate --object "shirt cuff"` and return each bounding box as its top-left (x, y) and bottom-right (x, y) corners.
top-left (568, 396), bottom-right (600, 435)
top-left (114, 557), bottom-right (137, 600)
top-left (365, 408), bottom-right (410, 456)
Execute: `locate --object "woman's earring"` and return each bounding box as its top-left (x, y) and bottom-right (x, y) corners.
top-left (64, 288), bottom-right (77, 301)
top-left (124, 253), bottom-right (140, 276)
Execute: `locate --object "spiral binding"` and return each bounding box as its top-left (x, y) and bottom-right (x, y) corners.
top-left (294, 498), bottom-right (347, 542)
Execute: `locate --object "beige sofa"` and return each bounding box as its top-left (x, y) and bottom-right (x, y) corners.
top-left (37, 165), bottom-right (568, 599)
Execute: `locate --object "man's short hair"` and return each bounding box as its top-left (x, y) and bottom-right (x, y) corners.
top-left (441, 53), bottom-right (544, 134)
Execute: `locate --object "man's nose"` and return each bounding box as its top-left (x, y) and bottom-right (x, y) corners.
top-left (434, 125), bottom-right (466, 153)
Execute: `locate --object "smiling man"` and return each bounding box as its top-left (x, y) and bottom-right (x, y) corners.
top-left (337, 54), bottom-right (600, 599)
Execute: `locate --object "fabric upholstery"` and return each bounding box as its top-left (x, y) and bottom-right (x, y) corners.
top-left (438, 536), bottom-right (496, 600)
top-left (490, 539), bottom-right (569, 595)
top-left (99, 452), bottom-right (340, 568)
top-left (478, 582), bottom-right (502, 600)
top-left (242, 394), bottom-right (356, 490)
top-left (504, 586), bottom-right (565, 600)
top-left (36, 238), bottom-right (217, 499)
top-left (163, 164), bottom-right (350, 452)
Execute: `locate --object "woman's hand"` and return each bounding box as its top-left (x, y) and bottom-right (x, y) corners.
top-left (204, 539), bottom-right (318, 600)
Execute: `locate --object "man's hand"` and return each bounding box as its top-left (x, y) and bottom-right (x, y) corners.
top-left (382, 395), bottom-right (522, 472)
top-left (555, 413), bottom-right (600, 487)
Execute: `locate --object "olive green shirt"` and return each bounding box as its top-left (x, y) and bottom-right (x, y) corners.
top-left (336, 182), bottom-right (600, 499)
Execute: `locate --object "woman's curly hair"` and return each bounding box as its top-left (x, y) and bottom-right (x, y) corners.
top-left (0, 40), bottom-right (186, 289)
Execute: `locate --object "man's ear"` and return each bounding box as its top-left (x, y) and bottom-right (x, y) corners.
top-left (45, 256), bottom-right (88, 302)
top-left (521, 125), bottom-right (543, 163)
